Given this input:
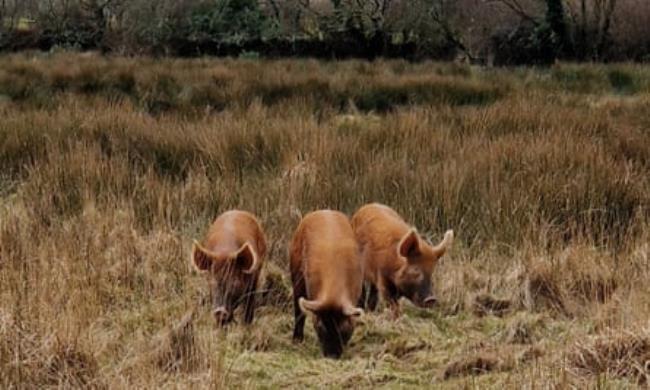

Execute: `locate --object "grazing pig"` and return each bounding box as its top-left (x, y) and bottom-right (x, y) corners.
top-left (351, 203), bottom-right (453, 317)
top-left (290, 210), bottom-right (364, 358)
top-left (191, 210), bottom-right (267, 326)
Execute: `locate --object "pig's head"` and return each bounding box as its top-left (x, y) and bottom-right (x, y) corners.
top-left (192, 240), bottom-right (261, 326)
top-left (299, 298), bottom-right (363, 359)
top-left (394, 229), bottom-right (453, 308)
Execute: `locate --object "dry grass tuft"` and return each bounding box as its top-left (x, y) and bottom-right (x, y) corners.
top-left (521, 259), bottom-right (570, 315)
top-left (383, 337), bottom-right (431, 359)
top-left (443, 352), bottom-right (503, 379)
top-left (44, 339), bottom-right (100, 388)
top-left (568, 328), bottom-right (650, 385)
top-left (153, 309), bottom-right (200, 373)
top-left (0, 310), bottom-right (100, 388)
top-left (472, 293), bottom-right (513, 317)
top-left (443, 343), bottom-right (545, 381)
top-left (257, 263), bottom-right (291, 308)
top-left (516, 247), bottom-right (620, 317)
top-left (516, 345), bottom-right (545, 364)
top-left (501, 314), bottom-right (545, 345)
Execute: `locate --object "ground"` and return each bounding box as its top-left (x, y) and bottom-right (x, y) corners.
top-left (0, 53), bottom-right (649, 388)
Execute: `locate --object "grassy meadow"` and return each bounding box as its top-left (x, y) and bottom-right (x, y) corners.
top-left (0, 53), bottom-right (649, 388)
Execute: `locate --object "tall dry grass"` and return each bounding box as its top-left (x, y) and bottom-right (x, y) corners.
top-left (0, 53), bottom-right (649, 387)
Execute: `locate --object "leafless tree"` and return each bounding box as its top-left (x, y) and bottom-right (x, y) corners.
top-left (564, 0), bottom-right (618, 59)
top-left (485, 0), bottom-right (541, 23)
top-left (1, 0), bottom-right (32, 30)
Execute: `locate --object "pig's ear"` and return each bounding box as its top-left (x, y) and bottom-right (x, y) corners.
top-left (192, 240), bottom-right (217, 271)
top-left (234, 243), bottom-right (259, 274)
top-left (298, 297), bottom-right (324, 315)
top-left (432, 230), bottom-right (454, 258)
top-left (398, 229), bottom-right (421, 258)
top-left (343, 304), bottom-right (364, 318)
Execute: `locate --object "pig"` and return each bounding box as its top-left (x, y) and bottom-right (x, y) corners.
top-left (351, 203), bottom-right (453, 317)
top-left (290, 210), bottom-right (364, 358)
top-left (191, 210), bottom-right (267, 326)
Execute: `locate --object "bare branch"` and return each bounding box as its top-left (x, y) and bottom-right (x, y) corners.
top-left (428, 1), bottom-right (471, 57)
top-left (266, 0), bottom-right (281, 20)
top-left (297, 0), bottom-right (322, 17)
top-left (596, 0), bottom-right (617, 56)
top-left (485, 0), bottom-right (539, 24)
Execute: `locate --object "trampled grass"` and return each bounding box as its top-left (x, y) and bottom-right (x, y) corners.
top-left (0, 52), bottom-right (649, 388)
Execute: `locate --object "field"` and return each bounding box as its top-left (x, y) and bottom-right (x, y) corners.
top-left (0, 53), bottom-right (649, 388)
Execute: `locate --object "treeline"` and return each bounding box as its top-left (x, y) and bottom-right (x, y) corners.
top-left (1, 0), bottom-right (649, 64)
